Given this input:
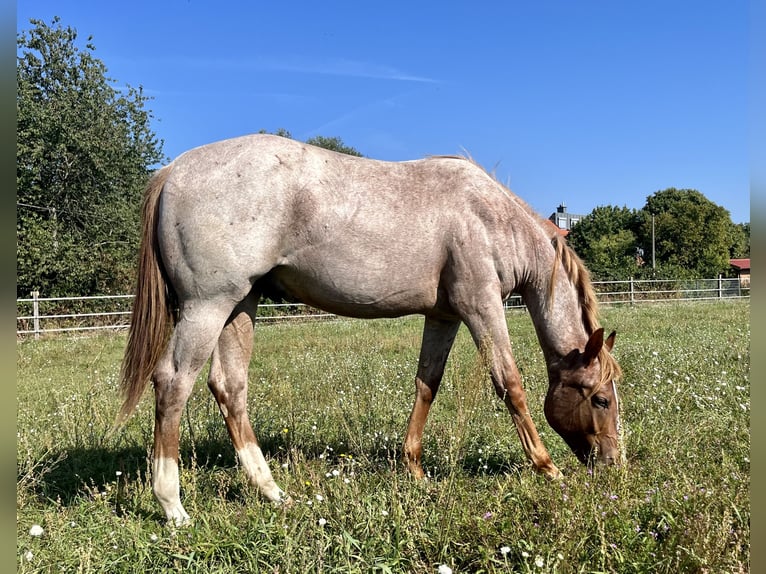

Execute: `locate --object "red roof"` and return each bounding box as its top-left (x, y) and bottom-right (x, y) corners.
top-left (543, 219), bottom-right (569, 237)
top-left (730, 258), bottom-right (750, 270)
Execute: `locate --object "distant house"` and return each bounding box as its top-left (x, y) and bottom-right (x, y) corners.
top-left (730, 258), bottom-right (750, 287)
top-left (548, 203), bottom-right (585, 231)
top-left (543, 218), bottom-right (569, 237)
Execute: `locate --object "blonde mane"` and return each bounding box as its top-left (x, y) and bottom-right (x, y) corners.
top-left (548, 234), bottom-right (622, 386)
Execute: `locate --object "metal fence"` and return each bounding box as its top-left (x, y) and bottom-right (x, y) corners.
top-left (16, 277), bottom-right (749, 338)
top-left (592, 276), bottom-right (748, 304)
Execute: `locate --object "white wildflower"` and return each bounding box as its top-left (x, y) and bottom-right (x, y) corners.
top-left (29, 524), bottom-right (44, 537)
top-left (24, 550), bottom-right (33, 562)
top-left (535, 556), bottom-right (544, 568)
top-left (500, 545), bottom-right (511, 556)
top-left (437, 565), bottom-right (452, 574)
top-left (318, 518), bottom-right (327, 526)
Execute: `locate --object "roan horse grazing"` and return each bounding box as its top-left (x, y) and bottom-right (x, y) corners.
top-left (117, 134), bottom-right (623, 525)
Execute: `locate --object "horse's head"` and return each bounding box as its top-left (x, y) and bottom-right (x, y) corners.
top-left (543, 328), bottom-right (622, 466)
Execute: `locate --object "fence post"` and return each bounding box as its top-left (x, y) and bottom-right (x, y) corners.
top-left (31, 290), bottom-right (40, 340)
top-left (718, 275), bottom-right (723, 299)
top-left (630, 277), bottom-right (634, 305)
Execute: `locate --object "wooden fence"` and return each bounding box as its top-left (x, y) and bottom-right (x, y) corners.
top-left (16, 277), bottom-right (748, 338)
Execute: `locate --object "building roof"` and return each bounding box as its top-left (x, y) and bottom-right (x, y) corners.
top-left (730, 258), bottom-right (750, 271)
top-left (548, 203), bottom-right (584, 231)
top-left (543, 218), bottom-right (569, 237)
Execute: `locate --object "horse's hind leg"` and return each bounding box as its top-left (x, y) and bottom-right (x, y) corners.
top-left (207, 304), bottom-right (289, 504)
top-left (152, 301), bottom-right (233, 525)
top-left (403, 317), bottom-right (461, 478)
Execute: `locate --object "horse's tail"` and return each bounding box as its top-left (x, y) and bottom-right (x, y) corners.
top-left (114, 165), bottom-right (175, 429)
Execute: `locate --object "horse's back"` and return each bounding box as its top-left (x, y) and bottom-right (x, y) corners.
top-left (155, 134), bottom-right (539, 317)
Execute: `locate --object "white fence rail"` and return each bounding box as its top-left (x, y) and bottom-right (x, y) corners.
top-left (16, 277), bottom-right (748, 338)
top-left (592, 276), bottom-right (748, 305)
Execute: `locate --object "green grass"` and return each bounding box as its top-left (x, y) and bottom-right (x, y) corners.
top-left (17, 301), bottom-right (750, 573)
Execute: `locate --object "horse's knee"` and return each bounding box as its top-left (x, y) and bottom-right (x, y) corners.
top-left (489, 369), bottom-right (523, 399)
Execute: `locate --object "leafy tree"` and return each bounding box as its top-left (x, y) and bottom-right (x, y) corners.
top-left (568, 189), bottom-right (745, 279)
top-left (729, 222), bottom-right (750, 258)
top-left (305, 135), bottom-right (363, 157)
top-left (639, 188), bottom-right (734, 278)
top-left (567, 206), bottom-right (643, 279)
top-left (258, 127), bottom-right (294, 139)
top-left (17, 17), bottom-right (164, 297)
top-left (259, 129), bottom-right (363, 157)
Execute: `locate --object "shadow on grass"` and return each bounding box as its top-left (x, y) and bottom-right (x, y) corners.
top-left (26, 430), bottom-right (531, 513)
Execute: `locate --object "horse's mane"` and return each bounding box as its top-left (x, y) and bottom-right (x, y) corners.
top-left (549, 234), bottom-right (622, 386)
top-left (547, 234), bottom-right (599, 333)
top-left (428, 154), bottom-right (622, 386)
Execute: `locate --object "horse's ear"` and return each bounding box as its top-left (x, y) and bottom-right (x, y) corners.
top-left (583, 328), bottom-right (605, 365)
top-left (604, 330), bottom-right (616, 353)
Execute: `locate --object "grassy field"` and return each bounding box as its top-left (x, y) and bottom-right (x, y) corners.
top-left (17, 301), bottom-right (749, 573)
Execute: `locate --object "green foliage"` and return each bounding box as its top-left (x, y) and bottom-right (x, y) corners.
top-left (17, 303), bottom-right (749, 572)
top-left (639, 188), bottom-right (734, 278)
top-left (728, 222), bottom-right (750, 259)
top-left (259, 128), bottom-right (364, 157)
top-left (16, 17), bottom-right (165, 297)
top-left (569, 189), bottom-right (748, 280)
top-left (305, 135), bottom-right (364, 157)
top-left (568, 206), bottom-right (642, 280)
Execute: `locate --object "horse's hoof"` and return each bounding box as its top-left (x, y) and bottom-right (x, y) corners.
top-left (166, 512), bottom-right (192, 528)
top-left (404, 461), bottom-right (426, 480)
top-left (538, 464), bottom-right (563, 481)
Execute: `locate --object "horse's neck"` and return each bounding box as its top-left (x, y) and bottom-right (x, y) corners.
top-left (519, 257), bottom-right (589, 363)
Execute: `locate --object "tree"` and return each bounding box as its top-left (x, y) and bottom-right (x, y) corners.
top-left (17, 17), bottom-right (165, 296)
top-left (567, 206), bottom-right (642, 279)
top-left (305, 135), bottom-right (363, 157)
top-left (639, 188), bottom-right (734, 278)
top-left (729, 222), bottom-right (750, 259)
top-left (259, 129), bottom-right (363, 157)
top-left (568, 189), bottom-right (745, 279)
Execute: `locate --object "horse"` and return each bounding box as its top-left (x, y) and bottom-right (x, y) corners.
top-left (117, 133), bottom-right (623, 525)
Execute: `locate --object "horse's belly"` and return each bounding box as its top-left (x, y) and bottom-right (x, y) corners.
top-left (263, 263), bottom-right (439, 319)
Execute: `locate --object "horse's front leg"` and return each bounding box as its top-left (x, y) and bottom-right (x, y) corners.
top-left (207, 310), bottom-right (290, 505)
top-left (403, 317), bottom-right (461, 478)
top-left (461, 298), bottom-right (562, 479)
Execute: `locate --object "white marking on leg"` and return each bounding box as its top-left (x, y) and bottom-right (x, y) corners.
top-left (153, 456), bottom-right (190, 526)
top-left (237, 443), bottom-right (289, 503)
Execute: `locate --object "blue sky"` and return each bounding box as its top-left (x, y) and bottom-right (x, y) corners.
top-left (17, 1), bottom-right (749, 223)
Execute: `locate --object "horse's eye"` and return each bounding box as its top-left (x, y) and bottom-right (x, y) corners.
top-left (592, 395), bottom-right (610, 409)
